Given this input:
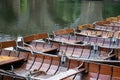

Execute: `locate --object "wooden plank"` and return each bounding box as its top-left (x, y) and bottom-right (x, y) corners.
top-left (0, 56), bottom-right (24, 66)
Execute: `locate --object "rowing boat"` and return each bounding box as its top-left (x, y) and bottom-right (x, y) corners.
top-left (17, 33), bottom-right (59, 55)
top-left (94, 21), bottom-right (120, 31)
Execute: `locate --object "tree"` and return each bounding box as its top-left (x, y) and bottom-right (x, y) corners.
top-left (79, 0), bottom-right (103, 25)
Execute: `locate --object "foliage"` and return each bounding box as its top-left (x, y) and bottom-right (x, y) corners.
top-left (20, 0), bottom-right (27, 15)
top-left (48, 0), bottom-right (81, 26)
top-left (103, 0), bottom-right (120, 18)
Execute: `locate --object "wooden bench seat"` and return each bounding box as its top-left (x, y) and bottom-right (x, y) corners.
top-left (77, 24), bottom-right (94, 31)
top-left (106, 17), bottom-right (118, 22)
top-left (0, 56), bottom-right (15, 62)
top-left (0, 56), bottom-right (24, 66)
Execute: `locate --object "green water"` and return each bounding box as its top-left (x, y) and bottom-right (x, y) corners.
top-left (0, 0), bottom-right (120, 41)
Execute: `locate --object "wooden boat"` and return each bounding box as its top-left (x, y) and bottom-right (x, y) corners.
top-left (75, 22), bottom-right (120, 38)
top-left (49, 28), bottom-right (89, 46)
top-left (106, 16), bottom-right (120, 24)
top-left (77, 21), bottom-right (120, 32)
top-left (106, 17), bottom-right (118, 22)
top-left (76, 24), bottom-right (120, 38)
top-left (77, 24), bottom-right (94, 31)
top-left (76, 29), bottom-right (120, 47)
top-left (117, 15), bottom-right (120, 21)
top-left (94, 21), bottom-right (120, 31)
top-left (0, 40), bottom-right (120, 80)
top-left (17, 33), bottom-right (59, 55)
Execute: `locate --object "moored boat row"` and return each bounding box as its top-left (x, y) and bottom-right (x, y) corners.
top-left (0, 15), bottom-right (120, 80)
top-left (0, 40), bottom-right (120, 80)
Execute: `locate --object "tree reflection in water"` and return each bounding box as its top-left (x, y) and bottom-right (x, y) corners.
top-left (0, 0), bottom-right (120, 41)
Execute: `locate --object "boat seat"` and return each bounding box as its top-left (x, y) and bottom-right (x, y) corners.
top-left (106, 17), bottom-right (118, 22)
top-left (17, 33), bottom-right (58, 54)
top-left (117, 15), bottom-right (120, 21)
top-left (0, 40), bottom-right (17, 57)
top-left (77, 24), bottom-right (94, 31)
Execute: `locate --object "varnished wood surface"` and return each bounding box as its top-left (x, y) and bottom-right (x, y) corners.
top-left (53, 28), bottom-right (74, 36)
top-left (0, 56), bottom-right (15, 61)
top-left (23, 33), bottom-right (48, 43)
top-left (0, 56), bottom-right (24, 66)
top-left (18, 33), bottom-right (58, 54)
top-left (0, 40), bottom-right (120, 80)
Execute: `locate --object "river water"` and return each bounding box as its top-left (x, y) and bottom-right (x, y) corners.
top-left (0, 0), bottom-right (120, 41)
